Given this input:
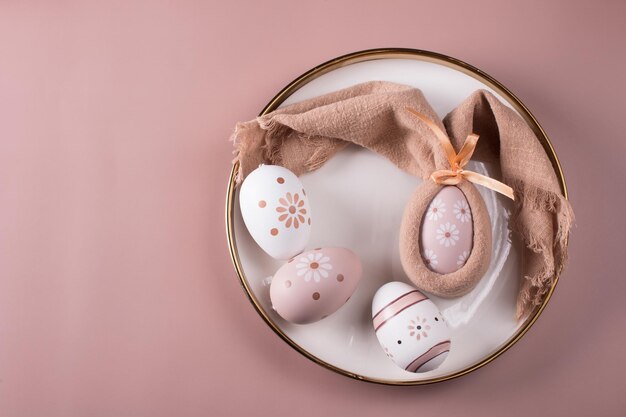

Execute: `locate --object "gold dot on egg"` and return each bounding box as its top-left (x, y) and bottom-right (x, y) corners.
top-left (312, 292), bottom-right (320, 300)
top-left (336, 274), bottom-right (344, 282)
top-left (277, 177), bottom-right (285, 184)
top-left (258, 200), bottom-right (266, 208)
top-left (270, 228), bottom-right (278, 236)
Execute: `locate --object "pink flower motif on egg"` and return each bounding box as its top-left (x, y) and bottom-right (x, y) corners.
top-left (296, 252), bottom-right (332, 282)
top-left (276, 192), bottom-right (307, 229)
top-left (384, 346), bottom-right (394, 358)
top-left (426, 198), bottom-right (446, 221)
top-left (453, 199), bottom-right (471, 223)
top-left (408, 316), bottom-right (431, 341)
top-left (422, 249), bottom-right (438, 267)
top-left (436, 222), bottom-right (460, 247)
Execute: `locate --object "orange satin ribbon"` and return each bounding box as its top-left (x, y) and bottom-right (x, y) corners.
top-left (406, 107), bottom-right (515, 200)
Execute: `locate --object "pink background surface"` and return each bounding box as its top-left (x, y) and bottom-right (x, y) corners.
top-left (1, 1), bottom-right (625, 416)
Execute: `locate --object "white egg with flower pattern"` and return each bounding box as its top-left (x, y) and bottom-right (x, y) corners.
top-left (270, 247), bottom-right (362, 324)
top-left (239, 165), bottom-right (312, 260)
top-left (372, 281), bottom-right (451, 373)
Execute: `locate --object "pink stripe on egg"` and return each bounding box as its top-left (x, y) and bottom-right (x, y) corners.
top-left (373, 291), bottom-right (427, 332)
top-left (405, 341), bottom-right (451, 373)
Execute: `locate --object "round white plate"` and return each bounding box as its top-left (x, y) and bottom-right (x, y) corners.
top-left (226, 49), bottom-right (566, 384)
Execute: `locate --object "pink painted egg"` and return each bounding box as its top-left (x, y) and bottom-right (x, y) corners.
top-left (372, 281), bottom-right (451, 373)
top-left (239, 165), bottom-right (312, 260)
top-left (420, 186), bottom-right (473, 274)
top-left (270, 247), bottom-right (362, 324)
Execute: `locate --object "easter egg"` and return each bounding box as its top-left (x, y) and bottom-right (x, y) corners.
top-left (372, 281), bottom-right (451, 373)
top-left (239, 165), bottom-right (312, 260)
top-left (420, 186), bottom-right (473, 274)
top-left (399, 181), bottom-right (492, 298)
top-left (270, 247), bottom-right (362, 324)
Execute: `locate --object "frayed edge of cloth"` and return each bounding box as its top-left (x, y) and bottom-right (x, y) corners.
top-left (509, 178), bottom-right (575, 319)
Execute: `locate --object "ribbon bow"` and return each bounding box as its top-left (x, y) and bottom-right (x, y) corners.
top-left (406, 107), bottom-right (515, 200)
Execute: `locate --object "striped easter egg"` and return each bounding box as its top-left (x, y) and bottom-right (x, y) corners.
top-left (372, 281), bottom-right (451, 373)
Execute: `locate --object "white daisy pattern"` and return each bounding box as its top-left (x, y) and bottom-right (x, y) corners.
top-left (436, 222), bottom-right (460, 247)
top-left (456, 250), bottom-right (470, 266)
top-left (420, 187), bottom-right (473, 274)
top-left (422, 249), bottom-right (439, 267)
top-left (296, 252), bottom-right (332, 282)
top-left (453, 199), bottom-right (471, 223)
top-left (426, 198), bottom-right (446, 221)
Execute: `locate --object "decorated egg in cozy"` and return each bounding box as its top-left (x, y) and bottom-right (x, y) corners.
top-left (239, 165), bottom-right (312, 260)
top-left (270, 247), bottom-right (362, 324)
top-left (420, 186), bottom-right (473, 274)
top-left (399, 180), bottom-right (492, 298)
top-left (372, 281), bottom-right (451, 373)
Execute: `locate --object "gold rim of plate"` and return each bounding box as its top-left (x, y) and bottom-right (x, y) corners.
top-left (225, 48), bottom-right (568, 385)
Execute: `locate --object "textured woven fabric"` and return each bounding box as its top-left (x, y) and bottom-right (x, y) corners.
top-left (231, 81), bottom-right (573, 319)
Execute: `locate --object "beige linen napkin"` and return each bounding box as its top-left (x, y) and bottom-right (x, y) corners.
top-left (231, 81), bottom-right (573, 318)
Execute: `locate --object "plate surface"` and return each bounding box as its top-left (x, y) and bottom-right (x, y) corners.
top-left (226, 49), bottom-right (566, 384)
